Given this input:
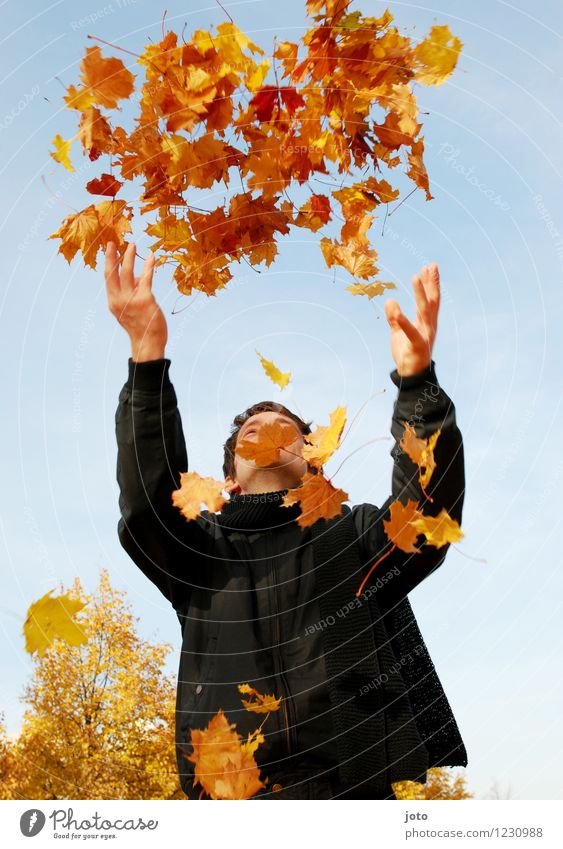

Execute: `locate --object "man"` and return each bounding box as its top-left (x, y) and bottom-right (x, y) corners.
top-left (107, 241), bottom-right (467, 800)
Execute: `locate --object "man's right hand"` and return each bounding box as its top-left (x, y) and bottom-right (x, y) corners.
top-left (105, 241), bottom-right (168, 362)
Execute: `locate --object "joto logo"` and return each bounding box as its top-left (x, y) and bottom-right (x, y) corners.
top-left (19, 809), bottom-right (46, 837)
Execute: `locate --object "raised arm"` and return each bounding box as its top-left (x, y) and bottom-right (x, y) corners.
top-left (107, 242), bottom-right (208, 610)
top-left (352, 263), bottom-right (465, 607)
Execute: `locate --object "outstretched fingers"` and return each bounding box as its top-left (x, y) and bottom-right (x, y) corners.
top-left (104, 241), bottom-right (120, 297)
top-left (385, 300), bottom-right (425, 347)
top-left (136, 249), bottom-right (156, 294)
top-left (420, 263), bottom-right (440, 314)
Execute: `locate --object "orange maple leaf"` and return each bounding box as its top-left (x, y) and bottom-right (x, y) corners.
top-left (411, 508), bottom-right (464, 548)
top-left (383, 498), bottom-right (424, 554)
top-left (171, 471), bottom-right (227, 521)
top-left (282, 471), bottom-right (348, 528)
top-left (79, 46), bottom-right (135, 109)
top-left (48, 200), bottom-right (133, 269)
top-left (400, 422), bottom-right (441, 492)
top-left (186, 709), bottom-right (267, 800)
top-left (86, 173), bottom-right (123, 197)
top-left (236, 420), bottom-right (299, 467)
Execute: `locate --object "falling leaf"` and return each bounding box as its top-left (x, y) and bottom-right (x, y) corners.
top-left (400, 422), bottom-right (441, 488)
top-left (238, 683), bottom-right (281, 714)
top-left (414, 25), bottom-right (463, 86)
top-left (283, 471), bottom-right (348, 528)
top-left (23, 590), bottom-right (88, 657)
top-left (236, 420), bottom-right (298, 466)
top-left (302, 406), bottom-right (347, 468)
top-left (255, 350), bottom-right (291, 390)
top-left (293, 194), bottom-right (332, 232)
top-left (320, 235), bottom-right (380, 279)
top-left (79, 46), bottom-right (135, 109)
top-left (171, 471), bottom-right (227, 521)
top-left (186, 709), bottom-right (266, 800)
top-left (383, 498), bottom-right (424, 553)
top-left (86, 173), bottom-right (123, 197)
top-left (346, 281), bottom-right (397, 299)
top-left (411, 508), bottom-right (464, 548)
top-left (50, 134), bottom-right (75, 172)
top-left (49, 200), bottom-right (133, 269)
top-left (63, 84), bottom-right (95, 111)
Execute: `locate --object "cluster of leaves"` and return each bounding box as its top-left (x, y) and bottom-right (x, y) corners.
top-left (186, 682), bottom-right (281, 800)
top-left (49, 0), bottom-right (461, 298)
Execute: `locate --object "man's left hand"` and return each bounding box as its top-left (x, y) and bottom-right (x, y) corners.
top-left (384, 263), bottom-right (440, 377)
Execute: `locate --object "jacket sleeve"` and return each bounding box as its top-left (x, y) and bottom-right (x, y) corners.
top-left (352, 358), bottom-right (465, 609)
top-left (115, 357), bottom-right (210, 610)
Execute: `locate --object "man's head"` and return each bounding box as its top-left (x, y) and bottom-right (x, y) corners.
top-left (222, 401), bottom-right (318, 495)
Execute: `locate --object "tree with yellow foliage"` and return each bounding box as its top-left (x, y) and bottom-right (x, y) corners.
top-left (393, 766), bottom-right (473, 800)
top-left (4, 569), bottom-right (183, 799)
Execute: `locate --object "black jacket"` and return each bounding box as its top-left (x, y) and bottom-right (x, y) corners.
top-left (115, 357), bottom-right (466, 797)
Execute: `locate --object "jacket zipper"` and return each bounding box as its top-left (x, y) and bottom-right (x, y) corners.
top-left (270, 555), bottom-right (296, 756)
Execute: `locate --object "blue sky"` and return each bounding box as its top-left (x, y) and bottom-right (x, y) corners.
top-left (1, 0), bottom-right (562, 800)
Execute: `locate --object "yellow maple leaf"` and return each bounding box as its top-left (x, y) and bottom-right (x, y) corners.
top-left (411, 508), bottom-right (464, 548)
top-left (255, 350), bottom-right (291, 390)
top-left (171, 471), bottom-right (227, 521)
top-left (50, 134), bottom-right (75, 172)
top-left (320, 235), bottom-right (379, 279)
top-left (23, 590), bottom-right (88, 657)
top-left (346, 281), bottom-right (397, 299)
top-left (238, 683), bottom-right (281, 714)
top-left (414, 25), bottom-right (463, 86)
top-left (302, 406), bottom-right (347, 468)
top-left (64, 84), bottom-right (95, 112)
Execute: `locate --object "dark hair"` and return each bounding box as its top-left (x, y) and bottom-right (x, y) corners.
top-left (222, 400), bottom-right (317, 481)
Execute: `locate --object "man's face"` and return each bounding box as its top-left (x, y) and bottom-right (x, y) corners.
top-left (224, 410), bottom-right (308, 495)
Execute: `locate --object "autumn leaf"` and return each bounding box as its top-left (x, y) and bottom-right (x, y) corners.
top-left (255, 350), bottom-right (291, 390)
top-left (383, 498), bottom-right (424, 554)
top-left (171, 471), bottom-right (227, 521)
top-left (79, 46), bottom-right (135, 109)
top-left (50, 134), bottom-right (75, 172)
top-left (414, 25), bottom-right (463, 86)
top-left (346, 280), bottom-right (397, 299)
top-left (320, 235), bottom-right (380, 279)
top-left (400, 422), bottom-right (441, 490)
top-left (77, 107), bottom-right (114, 161)
top-left (23, 590), bottom-right (88, 657)
top-left (411, 507), bottom-right (464, 548)
top-left (302, 406), bottom-right (347, 468)
top-left (63, 84), bottom-right (95, 111)
top-left (186, 709), bottom-right (266, 800)
top-left (236, 420), bottom-right (298, 466)
top-left (238, 683), bottom-right (281, 714)
top-left (282, 471), bottom-right (348, 528)
top-left (86, 173), bottom-right (123, 197)
top-left (49, 200), bottom-right (133, 269)
top-left (294, 194), bottom-right (332, 232)
top-left (249, 85), bottom-right (305, 122)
